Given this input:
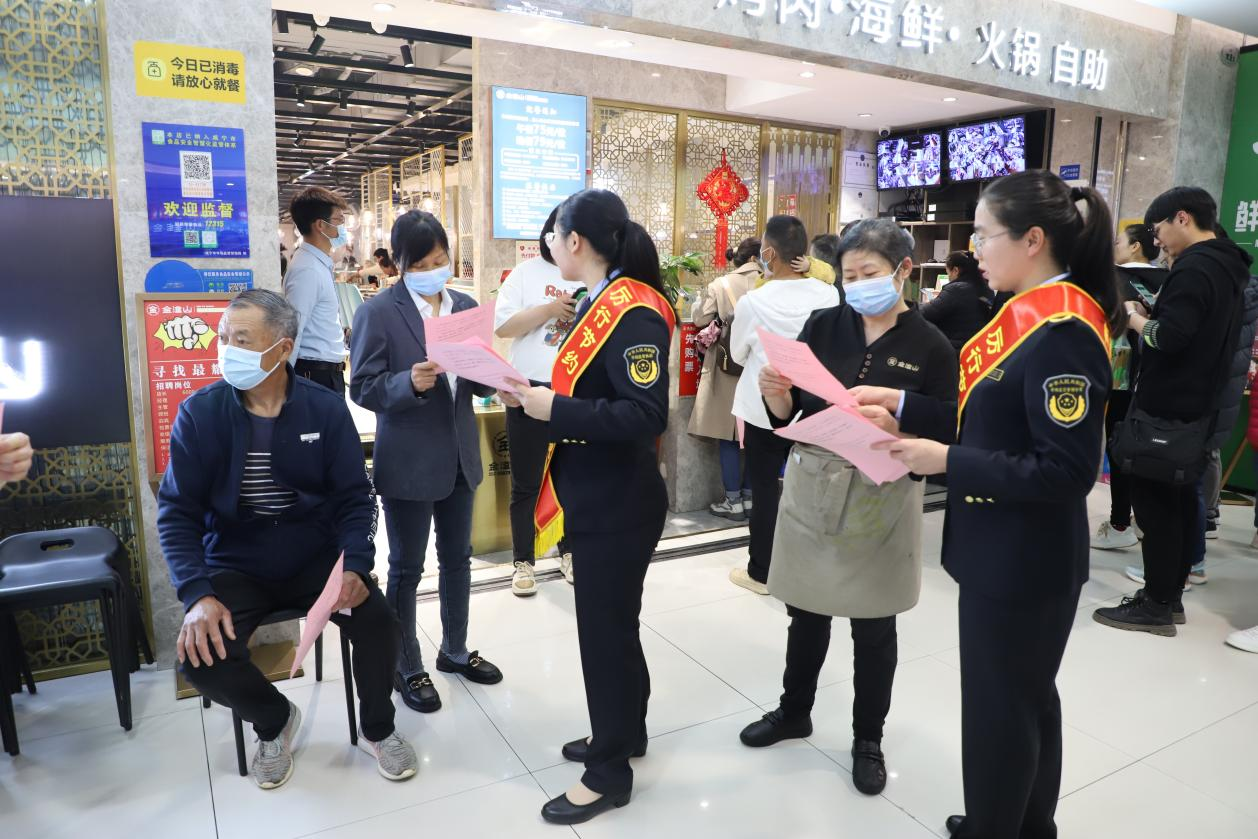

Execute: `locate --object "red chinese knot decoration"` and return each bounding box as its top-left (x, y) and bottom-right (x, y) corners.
top-left (696, 149), bottom-right (749, 270)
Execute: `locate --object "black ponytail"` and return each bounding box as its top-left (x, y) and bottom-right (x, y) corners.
top-left (981, 171), bottom-right (1122, 334)
top-left (555, 188), bottom-right (665, 298)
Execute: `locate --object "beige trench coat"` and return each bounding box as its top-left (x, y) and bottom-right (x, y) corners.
top-left (769, 443), bottom-right (924, 619)
top-left (687, 262), bottom-right (761, 441)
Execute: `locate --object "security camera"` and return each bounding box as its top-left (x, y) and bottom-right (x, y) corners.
top-left (878, 126), bottom-right (892, 139)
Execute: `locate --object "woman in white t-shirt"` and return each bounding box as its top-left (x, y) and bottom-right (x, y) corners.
top-left (494, 207), bottom-right (585, 597)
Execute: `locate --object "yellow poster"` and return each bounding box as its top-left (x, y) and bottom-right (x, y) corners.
top-left (134, 41), bottom-right (245, 104)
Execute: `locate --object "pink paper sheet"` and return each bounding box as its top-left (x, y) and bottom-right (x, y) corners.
top-left (291, 554), bottom-right (343, 678)
top-left (775, 405), bottom-right (910, 485)
top-left (425, 338), bottom-right (527, 394)
top-left (757, 328), bottom-right (858, 409)
top-left (423, 302), bottom-right (495, 346)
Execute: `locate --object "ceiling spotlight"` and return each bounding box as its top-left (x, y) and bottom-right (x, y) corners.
top-left (371, 20), bottom-right (388, 34)
top-left (400, 42), bottom-right (414, 68)
top-left (373, 2), bottom-right (395, 10)
top-left (799, 71), bottom-right (815, 79)
top-left (313, 14), bottom-right (330, 27)
top-left (292, 65), bottom-right (315, 77)
top-left (295, 87), bottom-right (306, 108)
top-left (1061, 118), bottom-right (1072, 124)
top-left (857, 112), bottom-right (873, 118)
top-left (309, 33), bottom-right (325, 55)
top-left (406, 100), bottom-right (416, 117)
top-left (1152, 134), bottom-right (1163, 140)
top-left (275, 10), bottom-right (289, 33)
top-left (942, 96), bottom-right (957, 102)
top-left (339, 90), bottom-right (349, 109)
top-left (651, 71), bottom-right (661, 78)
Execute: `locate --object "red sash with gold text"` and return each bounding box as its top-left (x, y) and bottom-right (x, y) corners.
top-left (958, 282), bottom-right (1110, 423)
top-left (533, 277), bottom-right (677, 557)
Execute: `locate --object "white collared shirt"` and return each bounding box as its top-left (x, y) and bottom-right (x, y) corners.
top-left (408, 286), bottom-right (458, 392)
top-left (1042, 271), bottom-right (1071, 286)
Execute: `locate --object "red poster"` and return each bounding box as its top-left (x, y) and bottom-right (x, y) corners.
top-left (779, 193), bottom-right (799, 216)
top-left (138, 294), bottom-right (231, 478)
top-left (679, 322), bottom-right (701, 397)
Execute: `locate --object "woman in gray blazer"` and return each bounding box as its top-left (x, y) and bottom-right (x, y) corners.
top-left (350, 211), bottom-right (503, 714)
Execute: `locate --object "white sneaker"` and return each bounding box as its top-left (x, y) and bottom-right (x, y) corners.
top-left (358, 729), bottom-right (418, 781)
top-left (729, 567), bottom-right (769, 596)
top-left (1189, 564), bottom-right (1208, 586)
top-left (1125, 565), bottom-right (1193, 593)
top-left (710, 497), bottom-right (747, 521)
top-left (1225, 625), bottom-right (1258, 653)
top-left (742, 495), bottom-right (753, 515)
top-left (1092, 521), bottom-right (1138, 550)
top-left (1205, 523), bottom-right (1219, 540)
top-left (559, 552), bottom-right (574, 585)
top-left (251, 700), bottom-right (301, 790)
top-left (511, 561), bottom-right (537, 597)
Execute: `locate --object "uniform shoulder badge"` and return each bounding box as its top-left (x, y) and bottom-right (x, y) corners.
top-left (624, 344), bottom-right (661, 389)
top-left (1043, 374), bottom-right (1090, 427)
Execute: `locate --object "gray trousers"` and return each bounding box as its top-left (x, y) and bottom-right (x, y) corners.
top-left (1203, 449), bottom-right (1222, 524)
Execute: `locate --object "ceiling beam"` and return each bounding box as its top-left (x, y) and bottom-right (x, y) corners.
top-left (274, 109), bottom-right (468, 130)
top-left (278, 12), bottom-right (472, 51)
top-left (276, 73), bottom-right (456, 101)
top-left (272, 49), bottom-right (471, 84)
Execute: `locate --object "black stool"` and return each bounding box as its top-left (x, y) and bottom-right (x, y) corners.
top-left (0, 527), bottom-right (147, 756)
top-left (199, 609), bottom-right (356, 776)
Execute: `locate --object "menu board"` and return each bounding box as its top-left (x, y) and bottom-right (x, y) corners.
top-left (137, 294), bottom-right (231, 478)
top-left (492, 86), bottom-right (587, 240)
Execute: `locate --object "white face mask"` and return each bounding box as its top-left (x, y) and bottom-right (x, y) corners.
top-left (217, 339), bottom-right (283, 391)
top-left (845, 271), bottom-right (904, 316)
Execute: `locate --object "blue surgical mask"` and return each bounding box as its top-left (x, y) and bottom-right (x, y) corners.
top-left (218, 339), bottom-right (283, 391)
top-left (404, 264), bottom-right (453, 296)
top-left (324, 220), bottom-right (348, 250)
top-left (845, 272), bottom-right (903, 316)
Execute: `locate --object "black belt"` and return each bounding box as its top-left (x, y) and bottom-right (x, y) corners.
top-left (295, 359), bottom-right (346, 371)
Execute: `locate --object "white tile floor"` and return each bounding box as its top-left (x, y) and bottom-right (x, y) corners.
top-left (6, 486), bottom-right (1258, 839)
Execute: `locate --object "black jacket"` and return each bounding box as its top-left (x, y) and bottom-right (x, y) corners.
top-left (1134, 239), bottom-right (1253, 422)
top-left (1210, 274), bottom-right (1258, 450)
top-left (920, 276), bottom-right (994, 351)
top-left (549, 300), bottom-right (671, 535)
top-left (944, 317), bottom-right (1111, 598)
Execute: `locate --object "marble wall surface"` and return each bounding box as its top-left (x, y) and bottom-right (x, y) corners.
top-left (103, 0), bottom-right (281, 667)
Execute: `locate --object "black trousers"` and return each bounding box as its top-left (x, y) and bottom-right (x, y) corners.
top-left (567, 512), bottom-right (665, 796)
top-left (505, 393), bottom-right (554, 564)
top-left (956, 585), bottom-right (1079, 839)
top-left (181, 559), bottom-right (399, 742)
top-left (1130, 476), bottom-right (1198, 602)
top-left (294, 359), bottom-right (346, 396)
top-left (743, 422), bottom-right (791, 584)
top-left (1105, 391), bottom-right (1133, 528)
top-left (779, 606), bottom-right (897, 743)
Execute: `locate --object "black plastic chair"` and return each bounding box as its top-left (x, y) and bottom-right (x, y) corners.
top-left (200, 608), bottom-right (356, 776)
top-left (0, 526), bottom-right (147, 756)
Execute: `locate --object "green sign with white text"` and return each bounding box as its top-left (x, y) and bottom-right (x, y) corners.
top-left (1221, 47), bottom-right (1258, 264)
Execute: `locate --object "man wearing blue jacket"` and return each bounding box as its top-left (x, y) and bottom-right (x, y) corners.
top-left (158, 289), bottom-right (416, 789)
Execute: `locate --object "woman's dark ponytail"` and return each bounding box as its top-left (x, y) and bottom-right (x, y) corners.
top-left (555, 188), bottom-right (665, 298)
top-left (981, 171), bottom-right (1123, 334)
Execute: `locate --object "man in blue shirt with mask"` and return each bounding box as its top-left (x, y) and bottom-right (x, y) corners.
top-left (284, 187), bottom-right (350, 394)
top-left (159, 289), bottom-right (416, 789)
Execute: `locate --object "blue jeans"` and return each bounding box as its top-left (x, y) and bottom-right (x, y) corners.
top-left (382, 472), bottom-right (474, 677)
top-left (718, 438), bottom-right (751, 499)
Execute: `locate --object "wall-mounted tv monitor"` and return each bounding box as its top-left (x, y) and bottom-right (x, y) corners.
top-left (876, 133), bottom-right (942, 190)
top-left (947, 117), bottom-right (1027, 183)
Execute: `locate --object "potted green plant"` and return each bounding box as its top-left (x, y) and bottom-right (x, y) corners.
top-left (659, 251), bottom-right (704, 310)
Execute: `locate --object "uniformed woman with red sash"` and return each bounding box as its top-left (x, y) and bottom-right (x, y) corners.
top-left (502, 189), bottom-right (675, 826)
top-left (868, 171), bottom-right (1122, 839)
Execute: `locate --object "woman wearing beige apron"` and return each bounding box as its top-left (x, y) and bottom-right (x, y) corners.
top-left (738, 218), bottom-right (958, 796)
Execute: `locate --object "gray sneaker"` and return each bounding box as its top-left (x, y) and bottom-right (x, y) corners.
top-left (251, 700), bottom-right (301, 790)
top-left (358, 729), bottom-right (418, 781)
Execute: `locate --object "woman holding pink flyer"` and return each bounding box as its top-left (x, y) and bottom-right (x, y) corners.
top-left (737, 218), bottom-right (957, 799)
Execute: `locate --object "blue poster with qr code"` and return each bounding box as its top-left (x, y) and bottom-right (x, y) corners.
top-left (142, 122), bottom-right (249, 258)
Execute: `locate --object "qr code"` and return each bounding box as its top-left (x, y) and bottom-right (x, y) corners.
top-left (183, 230), bottom-right (201, 247)
top-left (201, 229), bottom-right (218, 248)
top-left (180, 150), bottom-right (214, 198)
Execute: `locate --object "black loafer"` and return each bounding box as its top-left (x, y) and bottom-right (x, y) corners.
top-left (435, 650), bottom-right (503, 685)
top-left (561, 736), bottom-right (648, 763)
top-left (394, 672), bottom-right (441, 713)
top-left (851, 739), bottom-right (887, 795)
top-left (739, 708), bottom-right (813, 747)
top-left (946, 815), bottom-right (964, 836)
top-left (540, 790), bottom-right (631, 825)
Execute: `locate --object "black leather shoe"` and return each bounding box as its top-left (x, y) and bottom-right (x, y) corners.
top-left (1134, 588), bottom-right (1187, 625)
top-left (851, 739), bottom-right (887, 795)
top-left (739, 708), bottom-right (813, 747)
top-left (1093, 591), bottom-right (1176, 637)
top-left (561, 736), bottom-right (647, 763)
top-left (394, 672), bottom-right (441, 713)
top-left (945, 815), bottom-right (964, 836)
top-left (540, 790), bottom-right (631, 825)
top-left (435, 650), bottom-right (503, 684)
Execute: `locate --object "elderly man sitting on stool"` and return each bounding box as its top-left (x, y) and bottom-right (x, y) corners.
top-left (158, 289), bottom-right (416, 789)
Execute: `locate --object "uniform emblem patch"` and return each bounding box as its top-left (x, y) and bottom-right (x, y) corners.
top-left (1043, 375), bottom-right (1089, 427)
top-left (624, 344), bottom-right (661, 389)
